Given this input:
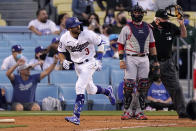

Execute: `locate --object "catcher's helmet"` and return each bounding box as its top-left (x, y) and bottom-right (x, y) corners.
top-left (130, 3), bottom-right (146, 22)
top-left (66, 17), bottom-right (82, 29)
top-left (186, 100), bottom-right (196, 120)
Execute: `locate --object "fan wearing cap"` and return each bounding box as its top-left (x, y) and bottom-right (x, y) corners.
top-left (103, 34), bottom-right (119, 58)
top-left (1, 45), bottom-right (27, 70)
top-left (29, 46), bottom-right (51, 71)
top-left (150, 9), bottom-right (188, 118)
top-left (6, 55), bottom-right (58, 111)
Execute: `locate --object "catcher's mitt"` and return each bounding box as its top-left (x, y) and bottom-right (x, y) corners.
top-left (165, 5), bottom-right (184, 20)
top-left (186, 100), bottom-right (196, 120)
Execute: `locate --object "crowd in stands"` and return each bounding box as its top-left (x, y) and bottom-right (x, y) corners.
top-left (0, 0), bottom-right (196, 111)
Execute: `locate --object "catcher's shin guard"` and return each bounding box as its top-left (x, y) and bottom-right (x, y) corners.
top-left (138, 78), bottom-right (149, 110)
top-left (123, 79), bottom-right (136, 110)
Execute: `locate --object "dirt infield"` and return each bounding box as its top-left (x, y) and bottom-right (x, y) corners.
top-left (1, 116), bottom-right (196, 131)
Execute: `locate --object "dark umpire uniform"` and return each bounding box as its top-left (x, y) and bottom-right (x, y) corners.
top-left (151, 9), bottom-right (188, 118)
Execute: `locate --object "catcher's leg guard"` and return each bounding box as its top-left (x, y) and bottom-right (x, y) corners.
top-left (123, 79), bottom-right (136, 110)
top-left (138, 78), bottom-right (149, 110)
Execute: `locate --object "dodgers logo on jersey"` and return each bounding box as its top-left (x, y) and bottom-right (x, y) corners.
top-left (68, 42), bottom-right (89, 52)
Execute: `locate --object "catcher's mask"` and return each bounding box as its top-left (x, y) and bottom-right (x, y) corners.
top-left (129, 3), bottom-right (146, 22)
top-left (165, 5), bottom-right (184, 20)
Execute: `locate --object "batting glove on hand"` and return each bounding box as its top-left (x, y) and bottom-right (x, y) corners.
top-left (95, 60), bottom-right (102, 71)
top-left (63, 59), bottom-right (71, 70)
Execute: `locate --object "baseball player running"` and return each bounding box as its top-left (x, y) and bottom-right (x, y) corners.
top-left (58, 17), bottom-right (116, 125)
top-left (118, 4), bottom-right (159, 120)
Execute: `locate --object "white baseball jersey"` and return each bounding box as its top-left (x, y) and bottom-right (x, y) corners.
top-left (28, 19), bottom-right (59, 35)
top-left (58, 29), bottom-right (103, 95)
top-left (58, 29), bottom-right (102, 63)
top-left (1, 55), bottom-right (27, 70)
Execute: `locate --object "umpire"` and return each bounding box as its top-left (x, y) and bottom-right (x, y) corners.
top-left (150, 9), bottom-right (188, 118)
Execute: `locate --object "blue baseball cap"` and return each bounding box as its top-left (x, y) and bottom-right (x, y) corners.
top-left (109, 34), bottom-right (119, 41)
top-left (66, 17), bottom-right (82, 29)
top-left (35, 46), bottom-right (44, 53)
top-left (11, 45), bottom-right (24, 52)
top-left (51, 37), bottom-right (60, 43)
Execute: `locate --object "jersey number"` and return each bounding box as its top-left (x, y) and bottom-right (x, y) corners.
top-left (85, 48), bottom-right (90, 55)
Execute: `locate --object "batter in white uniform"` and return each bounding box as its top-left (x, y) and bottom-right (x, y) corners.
top-left (58, 17), bottom-right (116, 125)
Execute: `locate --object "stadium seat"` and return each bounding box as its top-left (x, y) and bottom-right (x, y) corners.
top-left (35, 84), bottom-right (59, 103)
top-left (58, 85), bottom-right (76, 110)
top-left (3, 85), bottom-right (13, 103)
top-left (50, 70), bottom-right (77, 85)
top-left (31, 70), bottom-right (49, 84)
top-left (35, 40), bottom-right (51, 47)
top-left (0, 19), bottom-right (6, 26)
top-left (9, 40), bottom-right (37, 47)
top-left (2, 33), bottom-right (30, 40)
top-left (0, 70), bottom-right (10, 83)
top-left (110, 69), bottom-right (124, 96)
top-left (31, 34), bottom-right (58, 41)
top-left (57, 4), bottom-right (72, 14)
top-left (0, 40), bottom-right (10, 47)
top-left (93, 67), bottom-right (110, 85)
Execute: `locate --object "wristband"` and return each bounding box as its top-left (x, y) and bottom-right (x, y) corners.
top-left (119, 54), bottom-right (124, 60)
top-left (152, 55), bottom-right (158, 62)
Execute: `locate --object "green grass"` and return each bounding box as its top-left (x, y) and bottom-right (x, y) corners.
top-left (112, 127), bottom-right (196, 131)
top-left (0, 111), bottom-right (177, 117)
top-left (0, 125), bottom-right (27, 128)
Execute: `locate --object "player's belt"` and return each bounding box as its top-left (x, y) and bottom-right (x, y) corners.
top-left (127, 53), bottom-right (148, 57)
top-left (76, 59), bottom-right (89, 65)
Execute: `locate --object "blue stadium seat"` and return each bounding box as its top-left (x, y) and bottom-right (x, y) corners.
top-left (3, 33), bottom-right (30, 40)
top-left (35, 84), bottom-right (59, 103)
top-left (93, 67), bottom-right (110, 85)
top-left (0, 47), bottom-right (10, 53)
top-left (0, 52), bottom-right (11, 60)
top-left (0, 40), bottom-right (9, 47)
top-left (87, 85), bottom-right (115, 110)
top-left (58, 85), bottom-right (76, 110)
top-left (110, 69), bottom-right (124, 96)
top-left (31, 71), bottom-right (49, 84)
top-left (9, 40), bottom-right (37, 47)
top-left (0, 70), bottom-right (10, 83)
top-left (2, 85), bottom-right (13, 103)
top-left (50, 71), bottom-right (77, 85)
top-left (31, 34), bottom-right (57, 41)
top-left (36, 40), bottom-right (51, 47)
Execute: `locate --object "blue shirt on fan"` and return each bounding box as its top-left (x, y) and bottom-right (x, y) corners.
top-left (147, 82), bottom-right (171, 101)
top-left (11, 74), bottom-right (40, 103)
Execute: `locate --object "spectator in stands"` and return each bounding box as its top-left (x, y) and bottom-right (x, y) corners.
top-left (6, 55), bottom-right (58, 111)
top-left (46, 37), bottom-right (74, 70)
top-left (147, 69), bottom-right (173, 110)
top-left (96, 0), bottom-right (116, 11)
top-left (104, 34), bottom-right (119, 59)
top-left (72, 0), bottom-right (94, 26)
top-left (28, 8), bottom-right (60, 35)
top-left (1, 45), bottom-right (27, 70)
top-left (193, 53), bottom-right (196, 100)
top-left (29, 46), bottom-right (52, 71)
top-left (104, 9), bottom-right (115, 25)
top-left (87, 13), bottom-right (102, 34)
top-left (100, 24), bottom-right (112, 46)
top-left (57, 13), bottom-right (70, 34)
top-left (111, 11), bottom-right (127, 34)
top-left (178, 14), bottom-right (196, 79)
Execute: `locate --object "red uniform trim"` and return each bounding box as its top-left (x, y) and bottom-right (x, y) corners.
top-left (149, 42), bottom-right (155, 48)
top-left (118, 43), bottom-right (124, 51)
top-left (194, 69), bottom-right (196, 89)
